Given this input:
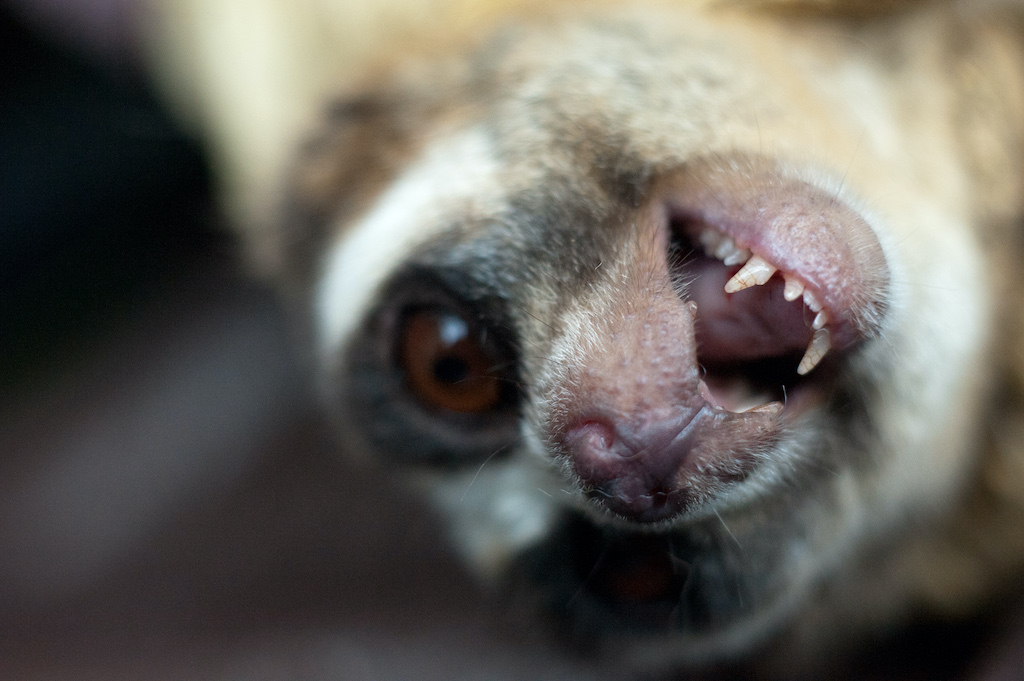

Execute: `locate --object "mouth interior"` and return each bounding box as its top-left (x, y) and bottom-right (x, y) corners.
top-left (669, 217), bottom-right (822, 413)
top-left (567, 516), bottom-right (691, 630)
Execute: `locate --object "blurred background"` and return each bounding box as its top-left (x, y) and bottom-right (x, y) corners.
top-left (0, 1), bottom-right (1022, 678)
top-left (0, 3), bottom-right (612, 678)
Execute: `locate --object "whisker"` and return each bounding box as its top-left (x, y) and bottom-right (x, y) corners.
top-left (714, 508), bottom-right (744, 553)
top-left (460, 442), bottom-right (514, 501)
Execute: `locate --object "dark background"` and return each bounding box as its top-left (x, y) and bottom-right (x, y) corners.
top-left (0, 6), bottom-right (607, 678)
top-left (0, 3), bottom-right (1022, 678)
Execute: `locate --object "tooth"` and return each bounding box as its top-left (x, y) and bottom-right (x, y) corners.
top-left (724, 256), bottom-right (777, 293)
top-left (699, 228), bottom-right (724, 256)
top-left (698, 228), bottom-right (751, 266)
top-left (798, 328), bottom-right (831, 375)
top-left (716, 237), bottom-right (741, 261)
top-left (713, 236), bottom-right (736, 260)
top-left (803, 289), bottom-right (822, 313)
top-left (812, 310), bottom-right (829, 330)
top-left (783, 276), bottom-right (804, 302)
top-left (721, 247), bottom-right (751, 267)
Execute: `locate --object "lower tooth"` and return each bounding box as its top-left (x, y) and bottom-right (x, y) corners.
top-left (798, 328), bottom-right (831, 375)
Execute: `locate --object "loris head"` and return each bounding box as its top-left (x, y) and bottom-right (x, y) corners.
top-left (272, 3), bottom-right (1022, 672)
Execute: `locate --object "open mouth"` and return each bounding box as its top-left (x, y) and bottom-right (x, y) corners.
top-left (553, 162), bottom-right (890, 523)
top-left (663, 165), bottom-right (890, 417)
top-left (670, 217), bottom-right (824, 413)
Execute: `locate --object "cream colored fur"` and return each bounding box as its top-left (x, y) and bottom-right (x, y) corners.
top-left (143, 0), bottom-right (1024, 674)
top-left (144, 0), bottom-right (923, 266)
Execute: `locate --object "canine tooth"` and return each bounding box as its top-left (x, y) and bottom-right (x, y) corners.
top-left (783, 276), bottom-right (805, 302)
top-left (812, 310), bottom-right (829, 330)
top-left (724, 256), bottom-right (777, 293)
top-left (798, 328), bottom-right (831, 375)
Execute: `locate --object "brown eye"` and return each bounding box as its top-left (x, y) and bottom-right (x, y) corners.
top-left (399, 308), bottom-right (504, 413)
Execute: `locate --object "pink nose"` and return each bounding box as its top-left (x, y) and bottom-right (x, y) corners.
top-left (562, 413), bottom-right (707, 523)
top-left (548, 255), bottom-right (780, 522)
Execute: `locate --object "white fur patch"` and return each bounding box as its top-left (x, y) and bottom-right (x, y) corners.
top-left (415, 459), bottom-right (559, 579)
top-left (317, 127), bottom-right (503, 364)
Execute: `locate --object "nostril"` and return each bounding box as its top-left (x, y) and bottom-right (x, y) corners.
top-left (562, 419), bottom-right (633, 495)
top-left (561, 412), bottom-right (706, 523)
top-left (566, 419), bottom-right (620, 456)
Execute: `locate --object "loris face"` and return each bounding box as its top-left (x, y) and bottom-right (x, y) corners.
top-left (279, 3), bottom-right (1022, 671)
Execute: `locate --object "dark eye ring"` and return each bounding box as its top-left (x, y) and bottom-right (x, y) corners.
top-left (397, 307), bottom-right (507, 414)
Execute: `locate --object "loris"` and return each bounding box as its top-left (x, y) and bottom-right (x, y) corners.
top-left (148, 0), bottom-right (1024, 675)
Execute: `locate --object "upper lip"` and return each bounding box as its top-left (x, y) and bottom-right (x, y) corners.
top-left (661, 157), bottom-right (890, 354)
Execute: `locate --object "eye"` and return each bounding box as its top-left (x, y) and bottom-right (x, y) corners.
top-left (398, 307), bottom-right (506, 414)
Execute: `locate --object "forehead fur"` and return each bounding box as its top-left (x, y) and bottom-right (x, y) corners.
top-left (307, 4), bottom-right (990, 363)
top-left (295, 2), bottom-right (1024, 297)
top-left (151, 0), bottom-right (952, 274)
top-left (309, 1), bottom-right (1023, 515)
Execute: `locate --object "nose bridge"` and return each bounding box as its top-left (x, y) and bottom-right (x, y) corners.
top-left (541, 202), bottom-right (783, 523)
top-left (570, 227), bottom-right (705, 429)
top-left (552, 266), bottom-right (711, 522)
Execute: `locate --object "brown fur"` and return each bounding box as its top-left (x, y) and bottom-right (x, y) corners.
top-left (147, 0), bottom-right (1024, 675)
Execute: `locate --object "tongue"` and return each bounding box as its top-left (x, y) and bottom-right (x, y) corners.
top-left (687, 256), bottom-right (811, 363)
